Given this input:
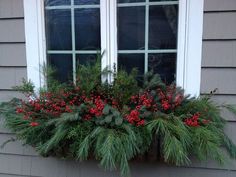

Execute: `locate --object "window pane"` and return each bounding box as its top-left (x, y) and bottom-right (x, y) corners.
top-left (74, 0), bottom-right (100, 5)
top-left (118, 7), bottom-right (145, 50)
top-left (45, 0), bottom-right (71, 6)
top-left (76, 54), bottom-right (97, 66)
top-left (149, 5), bottom-right (178, 49)
top-left (118, 0), bottom-right (145, 3)
top-left (45, 9), bottom-right (72, 50)
top-left (48, 54), bottom-right (73, 83)
top-left (118, 54), bottom-right (144, 75)
top-left (75, 9), bottom-right (101, 50)
top-left (148, 53), bottom-right (176, 84)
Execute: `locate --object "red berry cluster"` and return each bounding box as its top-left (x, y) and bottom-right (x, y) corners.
top-left (126, 92), bottom-right (156, 126)
top-left (131, 92), bottom-right (157, 111)
top-left (88, 96), bottom-right (105, 117)
top-left (184, 113), bottom-right (201, 127)
top-left (157, 86), bottom-right (184, 111)
top-left (184, 112), bottom-right (210, 127)
top-left (16, 90), bottom-right (83, 126)
top-left (125, 110), bottom-right (145, 126)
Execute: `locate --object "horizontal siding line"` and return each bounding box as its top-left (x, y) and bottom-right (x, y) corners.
top-left (225, 120), bottom-right (236, 123)
top-left (203, 39), bottom-right (236, 41)
top-left (200, 93), bottom-right (236, 96)
top-left (0, 172), bottom-right (41, 177)
top-left (179, 165), bottom-right (236, 172)
top-left (0, 17), bottom-right (24, 20)
top-left (0, 132), bottom-right (15, 135)
top-left (0, 42), bottom-right (25, 44)
top-left (0, 152), bottom-right (39, 158)
top-left (204, 10), bottom-right (236, 13)
top-left (0, 66), bottom-right (26, 68)
top-left (201, 66), bottom-right (236, 69)
top-left (0, 89), bottom-right (20, 92)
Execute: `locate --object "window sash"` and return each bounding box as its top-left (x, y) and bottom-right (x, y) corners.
top-left (23, 0), bottom-right (203, 96)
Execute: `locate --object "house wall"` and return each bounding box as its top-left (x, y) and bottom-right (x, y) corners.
top-left (0, 0), bottom-right (26, 101)
top-left (0, 0), bottom-right (236, 177)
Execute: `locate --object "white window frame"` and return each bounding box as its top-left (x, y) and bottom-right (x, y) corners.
top-left (23, 0), bottom-right (204, 97)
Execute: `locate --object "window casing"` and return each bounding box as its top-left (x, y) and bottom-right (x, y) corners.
top-left (23, 0), bottom-right (204, 96)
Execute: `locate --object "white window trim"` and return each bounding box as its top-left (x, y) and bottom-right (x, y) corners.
top-left (23, 0), bottom-right (204, 97)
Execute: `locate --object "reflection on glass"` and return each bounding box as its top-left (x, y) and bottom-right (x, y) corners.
top-left (118, 0), bottom-right (145, 3)
top-left (76, 54), bottom-right (97, 66)
top-left (75, 9), bottom-right (101, 50)
top-left (118, 7), bottom-right (145, 50)
top-left (45, 0), bottom-right (71, 6)
top-left (118, 54), bottom-right (144, 75)
top-left (148, 53), bottom-right (176, 84)
top-left (149, 5), bottom-right (178, 49)
top-left (45, 9), bottom-right (72, 50)
top-left (74, 0), bottom-right (100, 5)
top-left (48, 54), bottom-right (73, 83)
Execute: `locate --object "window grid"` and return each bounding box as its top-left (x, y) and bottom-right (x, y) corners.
top-left (45, 0), bottom-right (101, 83)
top-left (46, 0), bottom-right (178, 82)
top-left (117, 0), bottom-right (179, 74)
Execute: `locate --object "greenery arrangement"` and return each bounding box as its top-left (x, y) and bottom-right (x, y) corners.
top-left (1, 60), bottom-right (236, 177)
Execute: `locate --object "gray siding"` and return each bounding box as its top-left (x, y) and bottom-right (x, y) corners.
top-left (201, 0), bottom-right (236, 175)
top-left (0, 0), bottom-right (236, 177)
top-left (0, 0), bottom-right (26, 100)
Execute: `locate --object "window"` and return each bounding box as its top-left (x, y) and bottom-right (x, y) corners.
top-left (117, 0), bottom-right (178, 84)
top-left (23, 0), bottom-right (204, 96)
top-left (45, 0), bottom-right (101, 83)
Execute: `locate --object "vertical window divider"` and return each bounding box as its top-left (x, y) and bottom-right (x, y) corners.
top-left (109, 0), bottom-right (118, 83)
top-left (100, 0), bottom-right (109, 82)
top-left (101, 0), bottom-right (118, 83)
top-left (71, 0), bottom-right (76, 84)
top-left (144, 0), bottom-right (149, 73)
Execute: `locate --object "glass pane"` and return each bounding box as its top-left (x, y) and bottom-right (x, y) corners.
top-left (118, 0), bottom-right (145, 3)
top-left (45, 9), bottom-right (72, 50)
top-left (48, 54), bottom-right (73, 83)
top-left (148, 53), bottom-right (176, 84)
top-left (149, 5), bottom-right (178, 49)
top-left (74, 0), bottom-right (100, 5)
top-left (118, 54), bottom-right (144, 75)
top-left (45, 0), bottom-right (71, 6)
top-left (76, 54), bottom-right (97, 66)
top-left (118, 7), bottom-right (145, 50)
top-left (75, 9), bottom-right (101, 50)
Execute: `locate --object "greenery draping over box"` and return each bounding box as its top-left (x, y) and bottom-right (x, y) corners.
top-left (1, 60), bottom-right (236, 177)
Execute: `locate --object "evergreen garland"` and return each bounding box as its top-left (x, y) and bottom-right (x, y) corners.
top-left (0, 60), bottom-right (236, 177)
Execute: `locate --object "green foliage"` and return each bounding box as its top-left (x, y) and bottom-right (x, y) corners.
top-left (76, 54), bottom-right (103, 95)
top-left (111, 69), bottom-right (139, 105)
top-left (1, 60), bottom-right (236, 177)
top-left (13, 78), bottom-right (35, 94)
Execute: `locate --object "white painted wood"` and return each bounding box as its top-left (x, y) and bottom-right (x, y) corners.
top-left (184, 0), bottom-right (204, 97)
top-left (176, 0), bottom-right (187, 91)
top-left (177, 0), bottom-right (204, 97)
top-left (109, 0), bottom-right (118, 82)
top-left (100, 0), bottom-right (109, 82)
top-left (23, 0), bottom-right (47, 91)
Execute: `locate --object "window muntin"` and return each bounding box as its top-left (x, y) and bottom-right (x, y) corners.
top-left (45, 0), bottom-right (101, 83)
top-left (117, 0), bottom-right (178, 83)
top-left (45, 0), bottom-right (178, 83)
